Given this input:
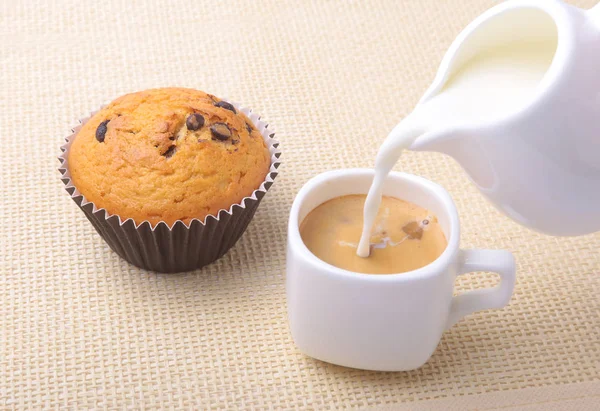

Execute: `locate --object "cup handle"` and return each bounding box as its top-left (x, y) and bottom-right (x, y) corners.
top-left (446, 249), bottom-right (516, 330)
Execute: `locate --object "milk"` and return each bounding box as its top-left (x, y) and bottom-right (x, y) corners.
top-left (357, 42), bottom-right (556, 257)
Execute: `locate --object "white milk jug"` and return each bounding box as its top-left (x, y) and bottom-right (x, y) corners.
top-left (389, 0), bottom-right (600, 237)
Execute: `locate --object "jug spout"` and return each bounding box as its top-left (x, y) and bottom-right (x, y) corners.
top-left (410, 128), bottom-right (472, 158)
top-left (410, 128), bottom-right (497, 190)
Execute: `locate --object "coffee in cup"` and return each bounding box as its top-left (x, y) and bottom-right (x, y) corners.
top-left (300, 194), bottom-right (446, 274)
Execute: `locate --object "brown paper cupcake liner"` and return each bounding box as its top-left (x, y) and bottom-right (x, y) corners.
top-left (58, 100), bottom-right (281, 273)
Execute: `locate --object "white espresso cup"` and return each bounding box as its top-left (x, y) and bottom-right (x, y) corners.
top-left (287, 169), bottom-right (516, 371)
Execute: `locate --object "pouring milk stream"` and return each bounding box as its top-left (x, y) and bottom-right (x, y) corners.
top-left (357, 0), bottom-right (600, 257)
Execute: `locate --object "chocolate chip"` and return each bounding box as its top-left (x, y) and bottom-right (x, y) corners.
top-left (232, 139), bottom-right (240, 145)
top-left (163, 145), bottom-right (177, 158)
top-left (186, 113), bottom-right (205, 131)
top-left (210, 123), bottom-right (232, 141)
top-left (96, 120), bottom-right (109, 142)
top-left (245, 122), bottom-right (253, 134)
top-left (402, 221), bottom-right (423, 240)
top-left (214, 101), bottom-right (236, 114)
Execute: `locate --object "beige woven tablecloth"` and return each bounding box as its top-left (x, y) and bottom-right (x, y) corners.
top-left (1, 0), bottom-right (599, 409)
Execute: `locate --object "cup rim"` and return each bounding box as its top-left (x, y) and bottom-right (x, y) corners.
top-left (288, 168), bottom-right (461, 282)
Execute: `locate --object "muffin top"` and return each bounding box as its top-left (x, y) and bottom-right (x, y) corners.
top-left (68, 88), bottom-right (271, 226)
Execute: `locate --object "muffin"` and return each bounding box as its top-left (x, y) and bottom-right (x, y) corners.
top-left (59, 88), bottom-right (280, 272)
